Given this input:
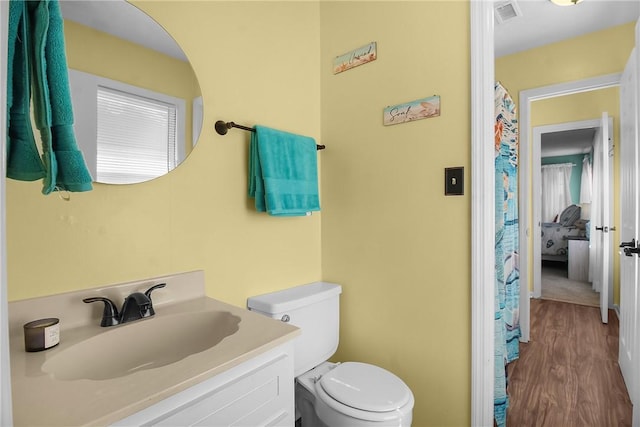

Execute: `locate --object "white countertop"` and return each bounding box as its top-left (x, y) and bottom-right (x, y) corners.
top-left (9, 271), bottom-right (299, 427)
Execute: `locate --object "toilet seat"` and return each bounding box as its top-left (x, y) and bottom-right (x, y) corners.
top-left (314, 362), bottom-right (413, 422)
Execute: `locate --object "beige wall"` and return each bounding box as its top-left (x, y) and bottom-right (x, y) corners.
top-left (64, 19), bottom-right (201, 156)
top-left (320, 2), bottom-right (470, 425)
top-left (496, 23), bottom-right (635, 304)
top-left (64, 20), bottom-right (199, 101)
top-left (14, 2), bottom-right (633, 426)
top-left (496, 23), bottom-right (634, 107)
top-left (7, 1), bottom-right (322, 306)
top-left (8, 2), bottom-right (471, 425)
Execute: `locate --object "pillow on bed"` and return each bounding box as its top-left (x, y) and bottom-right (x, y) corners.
top-left (559, 204), bottom-right (581, 226)
top-left (574, 219), bottom-right (588, 229)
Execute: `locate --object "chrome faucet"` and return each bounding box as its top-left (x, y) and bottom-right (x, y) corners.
top-left (83, 283), bottom-right (166, 327)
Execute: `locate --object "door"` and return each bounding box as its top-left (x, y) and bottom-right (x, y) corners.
top-left (591, 111), bottom-right (611, 323)
top-left (619, 47), bottom-right (639, 409)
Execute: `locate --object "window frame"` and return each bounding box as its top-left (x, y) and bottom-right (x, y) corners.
top-left (68, 68), bottom-right (186, 183)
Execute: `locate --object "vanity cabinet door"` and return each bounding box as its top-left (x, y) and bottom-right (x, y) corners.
top-left (159, 355), bottom-right (291, 426)
top-left (112, 343), bottom-right (295, 427)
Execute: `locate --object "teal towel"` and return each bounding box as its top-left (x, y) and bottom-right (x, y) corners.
top-left (7, 0), bottom-right (93, 195)
top-left (248, 131), bottom-right (266, 212)
top-left (248, 126), bottom-right (320, 216)
top-left (7, 0), bottom-right (46, 181)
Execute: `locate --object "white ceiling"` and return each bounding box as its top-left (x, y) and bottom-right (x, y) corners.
top-left (541, 128), bottom-right (595, 157)
top-left (59, 1), bottom-right (187, 62)
top-left (494, 0), bottom-right (640, 58)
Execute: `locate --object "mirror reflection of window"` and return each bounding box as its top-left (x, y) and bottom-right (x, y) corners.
top-left (97, 87), bottom-right (178, 184)
top-left (68, 69), bottom-right (186, 183)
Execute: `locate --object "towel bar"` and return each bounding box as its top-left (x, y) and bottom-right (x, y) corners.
top-left (215, 120), bottom-right (326, 150)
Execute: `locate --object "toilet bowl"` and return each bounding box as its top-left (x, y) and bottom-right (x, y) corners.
top-left (247, 282), bottom-right (414, 427)
top-left (297, 362), bottom-right (414, 427)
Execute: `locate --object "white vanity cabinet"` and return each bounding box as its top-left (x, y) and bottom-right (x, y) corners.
top-left (112, 342), bottom-right (295, 427)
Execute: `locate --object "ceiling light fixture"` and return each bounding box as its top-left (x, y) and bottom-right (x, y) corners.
top-left (549, 0), bottom-right (584, 6)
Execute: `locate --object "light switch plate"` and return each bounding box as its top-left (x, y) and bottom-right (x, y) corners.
top-left (445, 167), bottom-right (464, 196)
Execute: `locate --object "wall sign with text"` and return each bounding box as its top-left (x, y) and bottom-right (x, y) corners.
top-left (333, 42), bottom-right (377, 74)
top-left (383, 95), bottom-right (441, 126)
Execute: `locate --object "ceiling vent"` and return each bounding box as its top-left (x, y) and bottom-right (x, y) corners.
top-left (494, 1), bottom-right (523, 24)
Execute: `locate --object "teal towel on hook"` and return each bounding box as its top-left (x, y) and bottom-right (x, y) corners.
top-left (248, 125), bottom-right (320, 216)
top-left (7, 0), bottom-right (93, 195)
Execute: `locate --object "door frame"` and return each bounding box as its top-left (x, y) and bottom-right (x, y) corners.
top-left (635, 23), bottom-right (640, 427)
top-left (470, 2), bottom-right (495, 425)
top-left (0, 0), bottom-right (12, 425)
top-left (521, 78), bottom-right (619, 326)
top-left (470, 2), bottom-right (625, 423)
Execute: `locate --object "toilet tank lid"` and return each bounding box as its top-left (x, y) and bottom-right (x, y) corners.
top-left (247, 282), bottom-right (342, 314)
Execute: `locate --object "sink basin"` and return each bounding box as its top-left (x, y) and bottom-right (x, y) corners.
top-left (41, 311), bottom-right (241, 381)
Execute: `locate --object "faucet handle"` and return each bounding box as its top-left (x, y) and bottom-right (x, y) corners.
top-left (144, 283), bottom-right (166, 300)
top-left (144, 283), bottom-right (166, 316)
top-left (83, 297), bottom-right (120, 327)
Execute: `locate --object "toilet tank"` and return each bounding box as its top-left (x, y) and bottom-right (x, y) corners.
top-left (247, 282), bottom-right (342, 377)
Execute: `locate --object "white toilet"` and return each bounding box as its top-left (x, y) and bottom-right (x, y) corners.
top-left (247, 282), bottom-right (414, 427)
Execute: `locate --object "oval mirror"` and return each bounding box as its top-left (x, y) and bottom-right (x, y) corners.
top-left (60, 0), bottom-right (203, 184)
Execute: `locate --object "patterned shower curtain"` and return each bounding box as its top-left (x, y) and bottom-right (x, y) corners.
top-left (494, 82), bottom-right (521, 427)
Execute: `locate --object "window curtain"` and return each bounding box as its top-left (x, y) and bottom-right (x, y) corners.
top-left (494, 82), bottom-right (520, 427)
top-left (580, 155), bottom-right (592, 204)
top-left (541, 163), bottom-right (573, 222)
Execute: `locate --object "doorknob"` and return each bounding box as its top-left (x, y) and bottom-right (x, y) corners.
top-left (596, 226), bottom-right (604, 231)
top-left (620, 238), bottom-right (636, 248)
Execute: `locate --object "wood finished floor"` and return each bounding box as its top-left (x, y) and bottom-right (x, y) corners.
top-left (506, 299), bottom-right (632, 427)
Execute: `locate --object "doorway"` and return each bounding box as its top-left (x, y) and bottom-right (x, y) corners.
top-left (522, 84), bottom-right (620, 331)
top-left (533, 118), bottom-right (613, 309)
top-left (469, 2), bottom-right (639, 424)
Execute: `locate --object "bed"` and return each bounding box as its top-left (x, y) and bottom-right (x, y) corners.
top-left (541, 204), bottom-right (586, 263)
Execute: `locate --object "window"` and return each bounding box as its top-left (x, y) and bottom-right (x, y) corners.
top-left (97, 88), bottom-right (177, 184)
top-left (68, 69), bottom-right (186, 184)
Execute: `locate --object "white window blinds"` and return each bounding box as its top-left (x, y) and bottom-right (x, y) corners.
top-left (96, 87), bottom-right (178, 184)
